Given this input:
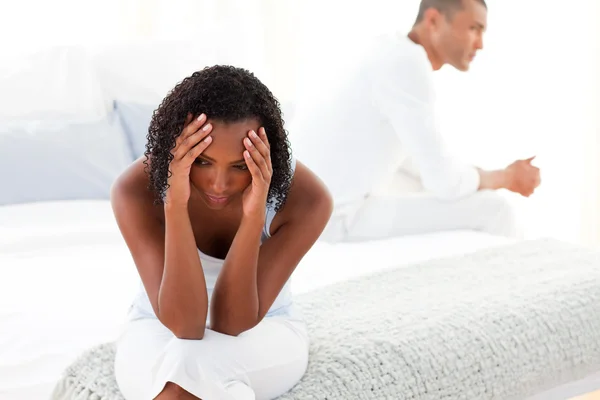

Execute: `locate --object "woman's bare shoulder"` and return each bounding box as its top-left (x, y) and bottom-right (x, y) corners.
top-left (111, 157), bottom-right (164, 223)
top-left (270, 159), bottom-right (333, 233)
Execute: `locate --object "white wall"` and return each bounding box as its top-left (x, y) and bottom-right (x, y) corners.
top-left (432, 0), bottom-right (598, 243)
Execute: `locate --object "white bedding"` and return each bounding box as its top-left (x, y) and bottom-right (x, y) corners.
top-left (0, 200), bottom-right (515, 400)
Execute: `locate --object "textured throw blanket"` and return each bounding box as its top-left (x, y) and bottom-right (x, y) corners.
top-left (52, 238), bottom-right (600, 399)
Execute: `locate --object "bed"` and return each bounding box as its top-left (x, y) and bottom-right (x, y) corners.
top-left (4, 200), bottom-right (600, 400)
top-left (1, 199), bottom-right (515, 400)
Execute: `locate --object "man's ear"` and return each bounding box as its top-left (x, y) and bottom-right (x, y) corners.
top-left (423, 7), bottom-right (443, 30)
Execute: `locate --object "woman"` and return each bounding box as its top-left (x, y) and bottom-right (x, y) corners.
top-left (111, 65), bottom-right (332, 400)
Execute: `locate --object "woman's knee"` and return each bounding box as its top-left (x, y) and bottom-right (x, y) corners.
top-left (154, 382), bottom-right (201, 400)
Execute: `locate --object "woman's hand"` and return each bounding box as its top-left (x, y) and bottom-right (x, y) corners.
top-left (242, 127), bottom-right (272, 220)
top-left (164, 113), bottom-right (213, 207)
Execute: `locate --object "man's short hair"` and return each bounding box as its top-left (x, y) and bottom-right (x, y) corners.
top-left (414, 0), bottom-right (487, 24)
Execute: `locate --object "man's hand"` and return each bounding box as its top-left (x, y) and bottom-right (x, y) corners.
top-left (504, 156), bottom-right (541, 197)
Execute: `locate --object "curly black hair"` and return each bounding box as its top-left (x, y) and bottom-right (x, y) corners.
top-left (143, 65), bottom-right (293, 211)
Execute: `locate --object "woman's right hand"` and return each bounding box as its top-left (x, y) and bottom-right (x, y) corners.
top-left (164, 113), bottom-right (213, 207)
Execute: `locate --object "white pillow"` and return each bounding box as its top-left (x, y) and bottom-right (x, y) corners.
top-left (0, 112), bottom-right (133, 205)
top-left (0, 46), bottom-right (107, 122)
top-left (114, 101), bottom-right (156, 160)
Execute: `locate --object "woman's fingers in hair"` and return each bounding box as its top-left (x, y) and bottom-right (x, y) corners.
top-left (175, 121), bottom-right (213, 160)
top-left (177, 113), bottom-right (208, 144)
top-left (248, 129), bottom-right (270, 161)
top-left (185, 135), bottom-right (212, 162)
top-left (244, 131), bottom-right (271, 181)
top-left (257, 127), bottom-right (270, 150)
top-left (255, 128), bottom-right (272, 180)
top-left (243, 150), bottom-right (263, 180)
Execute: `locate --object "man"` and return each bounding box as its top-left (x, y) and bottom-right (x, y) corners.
top-left (289, 0), bottom-right (541, 242)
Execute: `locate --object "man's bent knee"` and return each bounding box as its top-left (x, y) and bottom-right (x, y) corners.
top-left (477, 191), bottom-right (521, 238)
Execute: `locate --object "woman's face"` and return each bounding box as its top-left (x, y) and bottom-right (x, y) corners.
top-left (189, 118), bottom-right (260, 210)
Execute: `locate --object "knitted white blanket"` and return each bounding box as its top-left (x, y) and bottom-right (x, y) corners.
top-left (52, 238), bottom-right (600, 399)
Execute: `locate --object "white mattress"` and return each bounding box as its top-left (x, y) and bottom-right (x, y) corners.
top-left (0, 200), bottom-right (592, 400)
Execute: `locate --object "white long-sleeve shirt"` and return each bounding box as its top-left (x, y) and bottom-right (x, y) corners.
top-left (289, 32), bottom-right (480, 218)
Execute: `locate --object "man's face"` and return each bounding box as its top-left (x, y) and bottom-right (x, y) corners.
top-left (432, 0), bottom-right (487, 71)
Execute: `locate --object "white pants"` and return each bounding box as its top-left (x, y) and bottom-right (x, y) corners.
top-left (320, 189), bottom-right (522, 243)
top-left (114, 317), bottom-right (309, 400)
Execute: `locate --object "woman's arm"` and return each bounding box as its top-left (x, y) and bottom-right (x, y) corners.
top-left (210, 161), bottom-right (333, 336)
top-left (160, 201), bottom-right (209, 338)
top-left (111, 158), bottom-right (209, 339)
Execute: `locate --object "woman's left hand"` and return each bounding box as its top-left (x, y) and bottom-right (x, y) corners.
top-left (242, 127), bottom-right (272, 221)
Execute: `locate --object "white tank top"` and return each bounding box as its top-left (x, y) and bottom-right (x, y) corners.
top-left (126, 158), bottom-right (299, 324)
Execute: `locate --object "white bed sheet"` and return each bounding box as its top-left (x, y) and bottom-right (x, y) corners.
top-left (0, 200), bottom-right (593, 400)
